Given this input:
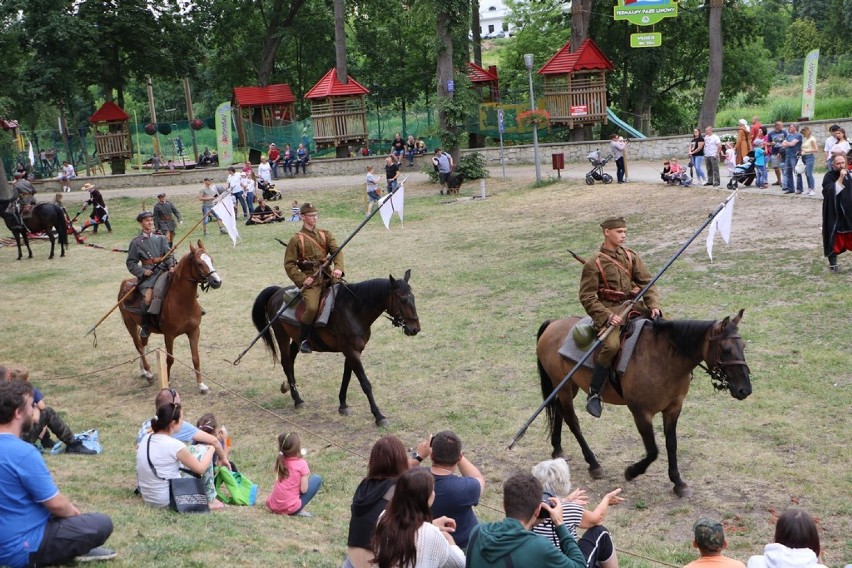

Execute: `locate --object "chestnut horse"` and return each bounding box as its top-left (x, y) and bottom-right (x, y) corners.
top-left (251, 270), bottom-right (420, 426)
top-left (0, 202), bottom-right (68, 259)
top-left (119, 241), bottom-right (222, 392)
top-left (536, 310), bottom-right (751, 497)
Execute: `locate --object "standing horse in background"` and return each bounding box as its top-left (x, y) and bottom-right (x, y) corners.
top-left (536, 310), bottom-right (751, 497)
top-left (118, 241), bottom-right (222, 393)
top-left (0, 202), bottom-right (69, 259)
top-left (251, 270), bottom-right (420, 426)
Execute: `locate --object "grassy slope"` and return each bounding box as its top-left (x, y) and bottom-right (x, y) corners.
top-left (0, 176), bottom-right (849, 567)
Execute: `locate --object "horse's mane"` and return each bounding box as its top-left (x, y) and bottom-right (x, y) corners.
top-left (338, 277), bottom-right (406, 309)
top-left (651, 318), bottom-right (715, 357)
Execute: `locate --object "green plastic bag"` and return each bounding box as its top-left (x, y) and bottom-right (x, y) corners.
top-left (214, 466), bottom-right (258, 506)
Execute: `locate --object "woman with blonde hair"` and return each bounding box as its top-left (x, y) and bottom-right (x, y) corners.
top-left (798, 126), bottom-right (818, 195)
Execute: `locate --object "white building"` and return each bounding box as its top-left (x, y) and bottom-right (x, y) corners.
top-left (479, 0), bottom-right (513, 38)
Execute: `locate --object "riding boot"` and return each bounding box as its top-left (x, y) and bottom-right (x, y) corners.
top-left (140, 304), bottom-right (151, 339)
top-left (299, 324), bottom-right (313, 354)
top-left (585, 363), bottom-right (610, 418)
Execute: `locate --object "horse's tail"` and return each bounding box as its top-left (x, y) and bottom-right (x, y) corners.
top-left (537, 319), bottom-right (560, 440)
top-left (52, 204), bottom-right (68, 247)
top-left (252, 286), bottom-right (282, 361)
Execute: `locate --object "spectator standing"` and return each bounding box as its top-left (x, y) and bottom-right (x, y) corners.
top-left (827, 128), bottom-right (850, 164)
top-left (609, 134), bottom-right (627, 183)
top-left (266, 431), bottom-right (322, 517)
top-left (703, 127), bottom-right (722, 186)
top-left (781, 123), bottom-right (803, 194)
top-left (684, 518), bottom-right (746, 568)
top-left (385, 155), bottom-right (401, 195)
top-left (466, 473), bottom-right (586, 568)
top-left (823, 124), bottom-right (841, 169)
top-left (243, 172), bottom-right (257, 209)
top-left (258, 157), bottom-right (273, 185)
top-left (432, 148), bottom-right (453, 195)
top-left (799, 126), bottom-right (818, 195)
top-left (735, 119), bottom-right (752, 165)
top-left (689, 128), bottom-right (706, 184)
top-left (152, 193), bottom-right (182, 246)
top-left (227, 166), bottom-right (249, 218)
top-left (754, 140), bottom-right (768, 189)
top-left (198, 178), bottom-right (227, 236)
top-left (822, 154), bottom-right (852, 272)
top-left (768, 121), bottom-right (787, 188)
top-left (749, 116), bottom-right (763, 145)
top-left (0, 381), bottom-right (115, 567)
top-left (747, 509), bottom-right (826, 568)
top-left (365, 165), bottom-right (382, 217)
top-left (268, 143), bottom-right (281, 179)
top-left (426, 430), bottom-right (485, 550)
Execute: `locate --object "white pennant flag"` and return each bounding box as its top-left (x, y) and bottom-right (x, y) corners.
top-left (379, 181), bottom-right (405, 229)
top-left (706, 193), bottom-right (735, 261)
top-left (212, 194), bottom-right (240, 246)
top-left (28, 140), bottom-right (35, 167)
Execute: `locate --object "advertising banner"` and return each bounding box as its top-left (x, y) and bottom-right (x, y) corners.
top-left (215, 102), bottom-right (234, 166)
top-left (614, 0), bottom-right (678, 26)
top-left (801, 49), bottom-right (819, 119)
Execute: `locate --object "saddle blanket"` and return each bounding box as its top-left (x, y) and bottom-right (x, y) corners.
top-left (276, 284), bottom-right (338, 328)
top-left (557, 316), bottom-right (650, 375)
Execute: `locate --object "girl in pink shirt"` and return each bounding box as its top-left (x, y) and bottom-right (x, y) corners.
top-left (266, 432), bottom-right (322, 517)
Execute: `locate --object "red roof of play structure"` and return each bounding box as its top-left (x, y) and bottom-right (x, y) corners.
top-left (304, 69), bottom-right (369, 99)
top-left (467, 62), bottom-right (499, 83)
top-left (538, 39), bottom-right (614, 75)
top-left (232, 84), bottom-right (296, 107)
top-left (88, 101), bottom-right (130, 123)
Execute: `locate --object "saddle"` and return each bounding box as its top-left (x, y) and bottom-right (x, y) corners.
top-left (20, 204), bottom-right (33, 219)
top-left (277, 284), bottom-right (338, 327)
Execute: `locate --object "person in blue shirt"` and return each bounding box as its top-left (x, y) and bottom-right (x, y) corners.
top-left (0, 381), bottom-right (114, 567)
top-left (781, 123), bottom-right (803, 194)
top-left (754, 139), bottom-right (768, 189)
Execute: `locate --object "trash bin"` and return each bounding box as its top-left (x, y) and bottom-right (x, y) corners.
top-left (551, 153), bottom-right (565, 170)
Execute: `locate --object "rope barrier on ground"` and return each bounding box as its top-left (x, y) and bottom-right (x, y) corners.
top-left (34, 354), bottom-right (145, 382)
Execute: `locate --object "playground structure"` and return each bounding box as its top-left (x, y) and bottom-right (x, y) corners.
top-left (232, 84), bottom-right (297, 150)
top-left (467, 62), bottom-right (500, 103)
top-left (89, 102), bottom-right (133, 165)
top-left (305, 68), bottom-right (369, 155)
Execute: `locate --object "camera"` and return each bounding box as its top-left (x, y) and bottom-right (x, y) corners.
top-left (538, 491), bottom-right (556, 518)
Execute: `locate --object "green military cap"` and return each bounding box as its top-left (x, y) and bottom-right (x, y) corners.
top-left (136, 211), bottom-right (154, 222)
top-left (600, 216), bottom-right (627, 230)
top-left (693, 518), bottom-right (725, 552)
top-left (300, 202), bottom-right (318, 215)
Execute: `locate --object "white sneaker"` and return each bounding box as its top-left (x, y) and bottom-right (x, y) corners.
top-left (807, 190), bottom-right (815, 196)
top-left (198, 382), bottom-right (210, 394)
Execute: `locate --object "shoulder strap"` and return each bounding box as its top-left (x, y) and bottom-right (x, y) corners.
top-left (297, 231), bottom-right (328, 259)
top-left (146, 435), bottom-right (166, 480)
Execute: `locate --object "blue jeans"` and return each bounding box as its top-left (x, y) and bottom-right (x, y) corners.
top-left (271, 162), bottom-right (279, 180)
top-left (802, 153), bottom-right (815, 191)
top-left (233, 192), bottom-right (249, 217)
top-left (246, 191), bottom-right (254, 209)
top-left (406, 149), bottom-right (415, 165)
top-left (691, 156), bottom-right (705, 181)
top-left (387, 179), bottom-right (398, 194)
top-left (783, 155), bottom-right (797, 191)
top-left (756, 165), bottom-right (767, 187)
top-left (295, 474), bottom-right (322, 513)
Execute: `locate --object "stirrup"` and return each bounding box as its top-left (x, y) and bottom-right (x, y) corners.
top-left (140, 326), bottom-right (150, 339)
top-left (299, 340), bottom-right (312, 354)
top-left (585, 393), bottom-right (603, 418)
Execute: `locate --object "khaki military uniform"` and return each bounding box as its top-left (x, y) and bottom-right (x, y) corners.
top-left (579, 245), bottom-right (659, 366)
top-left (284, 226), bottom-right (344, 324)
top-left (126, 231), bottom-right (174, 310)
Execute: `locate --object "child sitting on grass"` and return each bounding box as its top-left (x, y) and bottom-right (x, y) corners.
top-left (266, 431), bottom-right (322, 517)
top-left (289, 200), bottom-right (301, 222)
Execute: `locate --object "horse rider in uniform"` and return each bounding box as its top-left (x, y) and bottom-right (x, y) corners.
top-left (126, 211), bottom-right (175, 338)
top-left (579, 216), bottom-right (661, 417)
top-left (284, 202), bottom-right (344, 353)
top-left (11, 175), bottom-right (37, 228)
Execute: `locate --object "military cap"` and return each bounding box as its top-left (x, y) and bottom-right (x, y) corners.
top-left (693, 518), bottom-right (725, 552)
top-left (136, 211), bottom-right (154, 222)
top-left (600, 216), bottom-right (627, 230)
top-left (157, 193), bottom-right (166, 198)
top-left (300, 202), bottom-right (318, 215)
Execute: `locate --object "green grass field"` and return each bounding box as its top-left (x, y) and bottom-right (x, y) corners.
top-left (0, 174), bottom-right (849, 567)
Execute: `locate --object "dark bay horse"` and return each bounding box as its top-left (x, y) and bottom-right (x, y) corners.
top-left (118, 241), bottom-right (222, 392)
top-left (0, 202), bottom-right (68, 259)
top-left (251, 270), bottom-right (420, 426)
top-left (536, 310), bottom-right (751, 497)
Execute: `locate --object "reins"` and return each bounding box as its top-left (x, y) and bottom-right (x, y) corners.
top-left (699, 330), bottom-right (750, 392)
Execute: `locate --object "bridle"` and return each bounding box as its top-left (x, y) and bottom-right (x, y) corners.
top-left (699, 328), bottom-right (750, 392)
top-left (382, 288), bottom-right (408, 328)
top-left (185, 251), bottom-right (219, 292)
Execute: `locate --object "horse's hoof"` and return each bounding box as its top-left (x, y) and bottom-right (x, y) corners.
top-left (140, 370), bottom-right (154, 384)
top-left (624, 466), bottom-right (638, 481)
top-left (589, 466), bottom-right (604, 479)
top-left (294, 401), bottom-right (304, 409)
top-left (338, 406), bottom-right (351, 416)
top-left (197, 382), bottom-right (210, 394)
top-left (551, 449), bottom-right (564, 459)
top-left (280, 382), bottom-right (290, 394)
top-left (375, 418), bottom-right (390, 427)
top-left (674, 484), bottom-right (692, 498)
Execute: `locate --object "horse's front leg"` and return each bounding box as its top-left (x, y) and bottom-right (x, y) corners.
top-left (338, 360), bottom-right (353, 416)
top-left (560, 389), bottom-right (604, 478)
top-left (662, 405), bottom-right (691, 497)
top-left (186, 328), bottom-right (208, 394)
top-left (164, 335), bottom-right (176, 387)
top-left (346, 354), bottom-right (388, 427)
top-left (625, 407), bottom-right (659, 482)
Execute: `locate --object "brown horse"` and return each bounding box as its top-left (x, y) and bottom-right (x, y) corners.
top-left (0, 202), bottom-right (69, 259)
top-left (536, 310), bottom-right (751, 497)
top-left (251, 270), bottom-right (420, 426)
top-left (119, 241), bottom-right (222, 392)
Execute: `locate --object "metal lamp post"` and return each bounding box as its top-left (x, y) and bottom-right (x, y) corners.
top-left (524, 53), bottom-right (542, 183)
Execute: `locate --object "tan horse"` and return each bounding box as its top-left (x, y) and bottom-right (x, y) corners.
top-left (536, 310), bottom-right (751, 497)
top-left (119, 241), bottom-right (222, 392)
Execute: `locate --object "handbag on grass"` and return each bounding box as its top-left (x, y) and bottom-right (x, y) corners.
top-left (146, 435), bottom-right (210, 513)
top-left (214, 466), bottom-right (258, 506)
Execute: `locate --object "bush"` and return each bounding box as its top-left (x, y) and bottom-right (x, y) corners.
top-left (456, 152), bottom-right (488, 180)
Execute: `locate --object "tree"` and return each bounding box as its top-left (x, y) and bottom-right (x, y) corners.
top-left (571, 0), bottom-right (593, 51)
top-left (698, 0), bottom-right (724, 129)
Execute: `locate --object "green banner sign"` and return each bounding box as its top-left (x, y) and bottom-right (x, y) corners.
top-left (630, 32), bottom-right (662, 48)
top-left (614, 0), bottom-right (678, 26)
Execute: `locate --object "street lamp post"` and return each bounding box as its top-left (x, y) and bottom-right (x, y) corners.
top-left (524, 53), bottom-right (542, 183)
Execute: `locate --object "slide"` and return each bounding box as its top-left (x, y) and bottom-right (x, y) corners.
top-left (606, 107), bottom-right (646, 139)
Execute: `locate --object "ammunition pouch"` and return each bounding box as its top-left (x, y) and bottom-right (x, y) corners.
top-left (597, 288), bottom-right (634, 303)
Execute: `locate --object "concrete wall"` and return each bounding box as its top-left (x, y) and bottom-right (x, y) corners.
top-left (31, 117), bottom-right (851, 192)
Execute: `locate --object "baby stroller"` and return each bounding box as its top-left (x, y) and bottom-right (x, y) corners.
top-left (727, 160), bottom-right (755, 190)
top-left (585, 150), bottom-right (614, 185)
top-left (258, 179), bottom-right (282, 201)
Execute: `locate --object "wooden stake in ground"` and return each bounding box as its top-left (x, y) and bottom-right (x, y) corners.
top-left (157, 349), bottom-right (169, 389)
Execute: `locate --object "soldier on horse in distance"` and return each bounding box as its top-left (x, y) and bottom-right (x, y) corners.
top-left (578, 216), bottom-right (662, 418)
top-left (283, 202), bottom-right (344, 354)
top-left (126, 211), bottom-right (175, 338)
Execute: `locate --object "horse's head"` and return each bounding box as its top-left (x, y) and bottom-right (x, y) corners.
top-left (189, 240), bottom-right (222, 290)
top-left (706, 309), bottom-right (751, 400)
top-left (387, 269), bottom-right (420, 336)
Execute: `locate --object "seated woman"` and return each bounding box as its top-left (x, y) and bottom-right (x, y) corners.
top-left (136, 402), bottom-right (218, 509)
top-left (371, 468), bottom-right (465, 568)
top-left (246, 199), bottom-right (283, 225)
top-left (747, 509), bottom-right (826, 568)
top-left (532, 458), bottom-right (623, 568)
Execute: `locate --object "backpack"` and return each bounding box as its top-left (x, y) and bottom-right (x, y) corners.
top-left (214, 466), bottom-right (258, 505)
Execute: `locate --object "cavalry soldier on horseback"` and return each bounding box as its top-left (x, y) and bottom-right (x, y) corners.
top-left (10, 175), bottom-right (37, 228)
top-left (284, 202), bottom-right (344, 354)
top-left (579, 216), bottom-right (661, 417)
top-left (126, 211), bottom-right (175, 338)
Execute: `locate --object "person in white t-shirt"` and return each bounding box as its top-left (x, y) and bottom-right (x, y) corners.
top-left (258, 157), bottom-right (273, 185)
top-left (824, 124), bottom-right (840, 169)
top-left (57, 161), bottom-right (76, 192)
top-left (703, 127), bottom-right (722, 186)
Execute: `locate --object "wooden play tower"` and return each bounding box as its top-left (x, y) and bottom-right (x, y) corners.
top-left (232, 84), bottom-right (296, 148)
top-left (89, 102), bottom-right (133, 163)
top-left (305, 68), bottom-right (369, 152)
top-left (538, 38), bottom-right (613, 129)
top-left (467, 62), bottom-right (500, 103)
